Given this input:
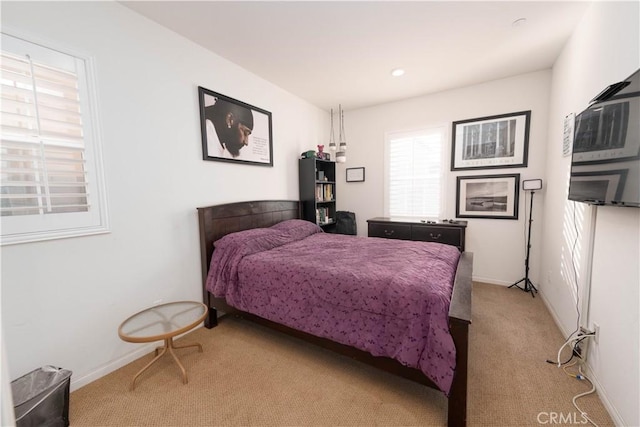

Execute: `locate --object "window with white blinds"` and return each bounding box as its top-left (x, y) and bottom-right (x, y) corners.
top-left (384, 126), bottom-right (446, 218)
top-left (1, 33), bottom-right (108, 245)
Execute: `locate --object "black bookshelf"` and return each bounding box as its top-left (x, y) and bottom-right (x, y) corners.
top-left (299, 157), bottom-right (336, 232)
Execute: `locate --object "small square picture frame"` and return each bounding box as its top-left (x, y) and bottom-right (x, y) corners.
top-left (346, 167), bottom-right (365, 182)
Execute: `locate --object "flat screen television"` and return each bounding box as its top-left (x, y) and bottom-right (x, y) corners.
top-left (568, 68), bottom-right (640, 207)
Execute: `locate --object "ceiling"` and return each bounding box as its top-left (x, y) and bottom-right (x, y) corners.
top-left (121, 1), bottom-right (592, 111)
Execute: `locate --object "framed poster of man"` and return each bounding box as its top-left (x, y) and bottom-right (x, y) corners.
top-left (198, 86), bottom-right (273, 166)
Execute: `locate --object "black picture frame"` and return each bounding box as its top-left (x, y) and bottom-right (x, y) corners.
top-left (569, 169), bottom-right (628, 202)
top-left (346, 167), bottom-right (365, 182)
top-left (456, 173), bottom-right (520, 219)
top-left (451, 111), bottom-right (531, 171)
top-left (198, 86), bottom-right (273, 166)
top-left (570, 98), bottom-right (640, 165)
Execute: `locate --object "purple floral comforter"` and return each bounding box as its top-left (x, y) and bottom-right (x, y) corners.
top-left (206, 219), bottom-right (461, 395)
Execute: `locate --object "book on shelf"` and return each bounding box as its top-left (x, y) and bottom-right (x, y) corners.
top-left (316, 183), bottom-right (334, 202)
top-left (316, 184), bottom-right (323, 201)
top-left (324, 184), bottom-right (333, 201)
top-left (315, 207), bottom-right (332, 224)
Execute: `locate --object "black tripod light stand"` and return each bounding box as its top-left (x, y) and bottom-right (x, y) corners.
top-left (510, 179), bottom-right (543, 297)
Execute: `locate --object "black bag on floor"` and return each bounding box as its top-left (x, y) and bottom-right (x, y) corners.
top-left (335, 211), bottom-right (357, 235)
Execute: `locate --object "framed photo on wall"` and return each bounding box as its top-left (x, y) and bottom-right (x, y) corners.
top-left (346, 167), bottom-right (365, 182)
top-left (198, 86), bottom-right (273, 166)
top-left (451, 110), bottom-right (531, 171)
top-left (456, 173), bottom-right (520, 219)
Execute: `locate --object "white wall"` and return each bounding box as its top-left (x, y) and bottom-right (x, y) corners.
top-left (539, 1), bottom-right (639, 426)
top-left (339, 71), bottom-right (551, 285)
top-left (0, 1), bottom-right (327, 389)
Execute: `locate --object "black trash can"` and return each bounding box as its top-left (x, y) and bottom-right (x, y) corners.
top-left (11, 366), bottom-right (72, 427)
top-left (335, 211), bottom-right (357, 235)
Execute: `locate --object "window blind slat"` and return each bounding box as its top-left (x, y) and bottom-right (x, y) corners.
top-left (0, 88), bottom-right (83, 115)
top-left (1, 53), bottom-right (31, 72)
top-left (1, 118), bottom-right (39, 136)
top-left (1, 97), bottom-right (37, 116)
top-left (0, 193), bottom-right (89, 200)
top-left (0, 181), bottom-right (87, 187)
top-left (34, 103), bottom-right (82, 124)
top-left (1, 69), bottom-right (34, 89)
top-left (38, 118), bottom-right (83, 139)
top-left (31, 92), bottom-right (81, 113)
top-left (33, 64), bottom-right (79, 89)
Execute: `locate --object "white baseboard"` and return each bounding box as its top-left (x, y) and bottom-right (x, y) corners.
top-left (69, 325), bottom-right (204, 392)
top-left (69, 342), bottom-right (156, 392)
top-left (538, 290), bottom-right (573, 338)
top-left (471, 276), bottom-right (513, 286)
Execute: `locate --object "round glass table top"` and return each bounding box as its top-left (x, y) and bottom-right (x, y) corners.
top-left (118, 301), bottom-right (208, 343)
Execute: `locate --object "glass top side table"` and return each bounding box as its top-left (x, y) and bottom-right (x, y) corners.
top-left (118, 301), bottom-right (208, 390)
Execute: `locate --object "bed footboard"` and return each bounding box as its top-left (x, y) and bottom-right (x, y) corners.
top-left (447, 251), bottom-right (473, 427)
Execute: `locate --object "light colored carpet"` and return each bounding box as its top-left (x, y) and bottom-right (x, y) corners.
top-left (70, 283), bottom-right (614, 426)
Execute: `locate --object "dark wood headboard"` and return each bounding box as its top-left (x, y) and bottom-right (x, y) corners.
top-left (197, 200), bottom-right (300, 309)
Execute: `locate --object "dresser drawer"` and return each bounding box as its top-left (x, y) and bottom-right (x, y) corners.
top-left (411, 225), bottom-right (462, 247)
top-left (368, 223), bottom-right (412, 240)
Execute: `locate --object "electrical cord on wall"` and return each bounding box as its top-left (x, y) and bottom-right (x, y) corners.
top-left (546, 335), bottom-right (590, 366)
top-left (546, 332), bottom-right (599, 427)
top-left (569, 201), bottom-right (583, 338)
top-left (546, 202), bottom-right (586, 366)
top-left (544, 202), bottom-right (599, 427)
top-left (549, 333), bottom-right (594, 367)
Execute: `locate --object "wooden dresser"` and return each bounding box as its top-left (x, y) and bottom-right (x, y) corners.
top-left (367, 217), bottom-right (467, 252)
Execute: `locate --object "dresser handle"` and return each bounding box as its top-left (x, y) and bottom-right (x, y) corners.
top-left (384, 229), bottom-right (394, 236)
top-left (429, 233), bottom-right (442, 240)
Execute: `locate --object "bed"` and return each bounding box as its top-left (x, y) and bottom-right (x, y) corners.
top-left (197, 200), bottom-right (472, 427)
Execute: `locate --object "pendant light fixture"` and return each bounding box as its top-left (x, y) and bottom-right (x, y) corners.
top-left (336, 104), bottom-right (347, 163)
top-left (328, 108), bottom-right (337, 152)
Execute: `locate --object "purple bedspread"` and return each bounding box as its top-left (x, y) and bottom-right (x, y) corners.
top-left (206, 219), bottom-right (461, 395)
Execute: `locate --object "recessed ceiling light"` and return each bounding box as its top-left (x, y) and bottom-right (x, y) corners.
top-left (512, 18), bottom-right (527, 28)
top-left (391, 68), bottom-right (405, 77)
